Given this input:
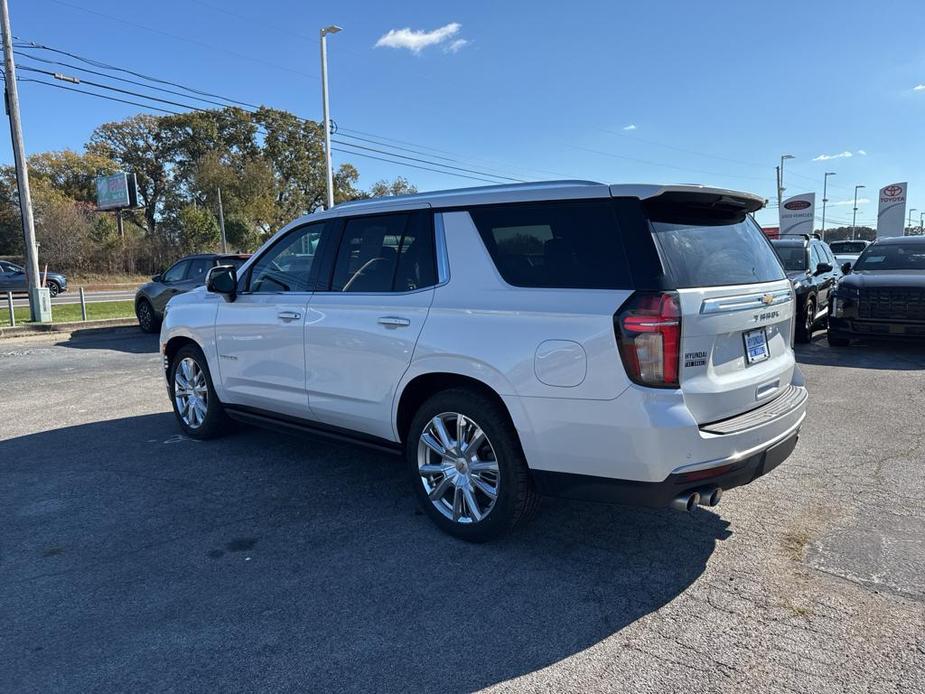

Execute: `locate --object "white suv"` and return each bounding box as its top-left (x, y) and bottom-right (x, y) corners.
top-left (160, 181), bottom-right (807, 541)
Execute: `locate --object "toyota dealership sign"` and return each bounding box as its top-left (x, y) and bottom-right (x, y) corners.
top-left (877, 182), bottom-right (907, 238)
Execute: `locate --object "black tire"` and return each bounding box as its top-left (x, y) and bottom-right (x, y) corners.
top-left (46, 281), bottom-right (60, 298)
top-left (168, 344), bottom-right (230, 439)
top-left (136, 298), bottom-right (160, 333)
top-left (406, 388), bottom-right (540, 542)
top-left (795, 296), bottom-right (815, 344)
top-left (827, 331), bottom-right (850, 347)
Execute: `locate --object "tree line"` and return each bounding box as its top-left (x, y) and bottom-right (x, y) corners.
top-left (0, 106), bottom-right (415, 275)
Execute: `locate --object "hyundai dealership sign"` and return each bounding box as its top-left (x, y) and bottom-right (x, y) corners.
top-left (779, 193), bottom-right (816, 237)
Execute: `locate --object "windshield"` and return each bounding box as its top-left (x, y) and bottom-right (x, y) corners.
top-left (830, 241), bottom-right (867, 254)
top-left (853, 244), bottom-right (925, 271)
top-left (771, 244), bottom-right (807, 272)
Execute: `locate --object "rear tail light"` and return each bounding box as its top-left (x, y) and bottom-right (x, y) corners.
top-left (615, 291), bottom-right (681, 388)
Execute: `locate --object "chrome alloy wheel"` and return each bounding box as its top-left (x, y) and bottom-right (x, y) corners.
top-left (174, 357), bottom-right (208, 429)
top-left (417, 412), bottom-right (500, 524)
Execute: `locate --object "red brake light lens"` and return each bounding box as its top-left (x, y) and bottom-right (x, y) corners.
top-left (615, 291), bottom-right (682, 388)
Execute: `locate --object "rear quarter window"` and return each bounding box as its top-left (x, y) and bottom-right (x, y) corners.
top-left (467, 200), bottom-right (632, 289)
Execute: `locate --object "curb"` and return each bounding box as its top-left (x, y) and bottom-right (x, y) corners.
top-left (0, 318), bottom-right (141, 340)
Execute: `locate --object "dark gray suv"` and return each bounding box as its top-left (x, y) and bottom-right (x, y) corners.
top-left (135, 253), bottom-right (249, 332)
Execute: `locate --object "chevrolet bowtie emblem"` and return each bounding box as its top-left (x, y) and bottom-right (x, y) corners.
top-left (761, 294), bottom-right (775, 306)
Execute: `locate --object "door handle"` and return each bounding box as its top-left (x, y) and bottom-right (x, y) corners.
top-left (378, 316), bottom-right (411, 328)
top-left (278, 310), bottom-right (302, 321)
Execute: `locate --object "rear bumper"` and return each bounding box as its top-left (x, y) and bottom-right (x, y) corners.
top-left (829, 315), bottom-right (925, 339)
top-left (532, 428), bottom-right (799, 508)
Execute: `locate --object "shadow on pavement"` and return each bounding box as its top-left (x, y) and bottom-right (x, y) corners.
top-left (796, 334), bottom-right (925, 370)
top-left (1, 414), bottom-right (730, 692)
top-left (55, 326), bottom-right (159, 354)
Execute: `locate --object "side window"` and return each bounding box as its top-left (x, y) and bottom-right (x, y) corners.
top-left (468, 200), bottom-right (633, 289)
top-left (162, 260), bottom-right (190, 283)
top-left (248, 222), bottom-right (327, 293)
top-left (810, 244), bottom-right (824, 269)
top-left (822, 244), bottom-right (836, 265)
top-left (330, 213), bottom-right (435, 293)
top-left (187, 258), bottom-right (213, 285)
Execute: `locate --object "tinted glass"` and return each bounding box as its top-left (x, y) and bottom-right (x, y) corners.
top-left (162, 260), bottom-right (190, 283)
top-left (830, 241), bottom-right (867, 254)
top-left (821, 243), bottom-right (837, 265)
top-left (853, 244), bottom-right (925, 271)
top-left (249, 223), bottom-right (326, 292)
top-left (468, 200), bottom-right (632, 289)
top-left (331, 214), bottom-right (410, 292)
top-left (187, 258), bottom-right (213, 285)
top-left (772, 243), bottom-right (807, 271)
top-left (393, 217), bottom-right (437, 292)
top-left (810, 244), bottom-right (824, 269)
top-left (652, 216), bottom-right (786, 288)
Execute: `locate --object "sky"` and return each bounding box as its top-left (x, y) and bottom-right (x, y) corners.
top-left (3, 0), bottom-right (925, 228)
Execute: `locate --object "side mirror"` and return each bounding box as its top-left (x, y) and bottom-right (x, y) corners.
top-left (841, 262), bottom-right (852, 274)
top-left (207, 264), bottom-right (237, 301)
top-left (815, 262), bottom-right (832, 275)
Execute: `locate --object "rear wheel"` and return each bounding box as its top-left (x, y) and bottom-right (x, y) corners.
top-left (136, 298), bottom-right (160, 333)
top-left (795, 296), bottom-right (815, 343)
top-left (407, 388), bottom-right (540, 542)
top-left (169, 344), bottom-right (229, 439)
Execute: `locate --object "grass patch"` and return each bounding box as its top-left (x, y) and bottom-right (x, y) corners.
top-left (0, 300), bottom-right (135, 325)
top-left (781, 528), bottom-right (813, 561)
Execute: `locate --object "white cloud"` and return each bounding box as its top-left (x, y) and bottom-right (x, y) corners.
top-left (444, 38), bottom-right (468, 54)
top-left (623, 124), bottom-right (637, 131)
top-left (812, 149), bottom-right (866, 161)
top-left (375, 22), bottom-right (463, 54)
top-left (830, 198), bottom-right (870, 206)
top-left (914, 84), bottom-right (925, 91)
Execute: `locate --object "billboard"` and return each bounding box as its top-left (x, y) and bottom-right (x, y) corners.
top-left (779, 193), bottom-right (816, 237)
top-left (876, 182), bottom-right (907, 238)
top-left (96, 173), bottom-right (138, 210)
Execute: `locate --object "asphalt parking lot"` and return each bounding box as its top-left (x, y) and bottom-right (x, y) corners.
top-left (2, 329), bottom-right (924, 693)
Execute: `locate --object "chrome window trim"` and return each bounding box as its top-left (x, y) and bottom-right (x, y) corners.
top-left (700, 288), bottom-right (792, 315)
top-left (434, 212), bottom-right (450, 285)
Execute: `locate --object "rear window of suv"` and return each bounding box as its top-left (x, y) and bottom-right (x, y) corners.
top-left (648, 212), bottom-right (785, 288)
top-left (468, 200), bottom-right (632, 289)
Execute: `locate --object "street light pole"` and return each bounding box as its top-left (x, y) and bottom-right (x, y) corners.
top-left (217, 187), bottom-right (227, 253)
top-left (778, 154), bottom-right (794, 208)
top-left (907, 208), bottom-right (917, 237)
top-left (852, 184), bottom-right (865, 240)
top-left (320, 25), bottom-right (341, 210)
top-left (821, 171), bottom-right (836, 240)
top-left (0, 0), bottom-right (49, 322)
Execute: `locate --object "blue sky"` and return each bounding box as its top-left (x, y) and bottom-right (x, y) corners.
top-left (4, 0), bottom-right (925, 227)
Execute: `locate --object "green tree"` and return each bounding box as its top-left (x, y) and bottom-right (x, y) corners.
top-left (27, 150), bottom-right (117, 203)
top-left (369, 176), bottom-right (417, 198)
top-left (176, 204), bottom-right (220, 255)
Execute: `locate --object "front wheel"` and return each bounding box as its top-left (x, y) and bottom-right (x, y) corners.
top-left (169, 344), bottom-right (229, 439)
top-left (407, 388), bottom-right (540, 542)
top-left (136, 298), bottom-right (160, 333)
top-left (46, 281), bottom-right (60, 298)
top-left (795, 297), bottom-right (815, 344)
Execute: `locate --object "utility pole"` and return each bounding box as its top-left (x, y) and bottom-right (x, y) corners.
top-left (852, 184), bottom-right (865, 240)
top-left (775, 166), bottom-right (781, 210)
top-left (919, 211), bottom-right (924, 236)
top-left (821, 171), bottom-right (836, 240)
top-left (320, 25), bottom-right (341, 210)
top-left (1, 0), bottom-right (49, 321)
top-left (217, 187), bottom-right (227, 253)
top-left (907, 208), bottom-right (917, 237)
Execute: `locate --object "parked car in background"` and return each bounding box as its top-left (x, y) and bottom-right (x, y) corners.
top-left (770, 235), bottom-right (841, 343)
top-left (159, 181), bottom-right (807, 541)
top-left (0, 260), bottom-right (68, 297)
top-left (135, 253), bottom-right (250, 332)
top-left (828, 236), bottom-right (925, 345)
top-left (829, 240), bottom-right (870, 270)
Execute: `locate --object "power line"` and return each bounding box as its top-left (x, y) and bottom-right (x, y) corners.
top-left (20, 77), bottom-right (181, 115)
top-left (331, 147), bottom-right (503, 184)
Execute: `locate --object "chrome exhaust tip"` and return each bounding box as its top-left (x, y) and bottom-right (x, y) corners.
top-left (698, 487), bottom-right (723, 507)
top-left (670, 491), bottom-right (701, 512)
